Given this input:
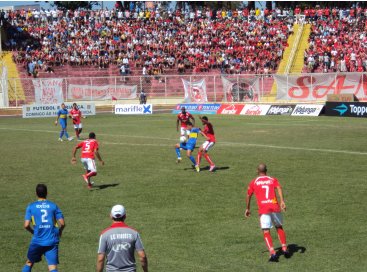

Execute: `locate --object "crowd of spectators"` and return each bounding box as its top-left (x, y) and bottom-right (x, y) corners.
top-left (3, 4), bottom-right (366, 77)
top-left (304, 7), bottom-right (367, 73)
top-left (2, 6), bottom-right (294, 77)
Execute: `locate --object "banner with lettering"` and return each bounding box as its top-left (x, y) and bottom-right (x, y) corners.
top-left (182, 78), bottom-right (208, 103)
top-left (33, 79), bottom-right (64, 104)
top-left (275, 73), bottom-right (367, 101)
top-left (68, 84), bottom-right (137, 100)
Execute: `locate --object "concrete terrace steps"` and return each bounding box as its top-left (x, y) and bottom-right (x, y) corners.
top-left (290, 24), bottom-right (311, 74)
top-left (3, 52), bottom-right (25, 105)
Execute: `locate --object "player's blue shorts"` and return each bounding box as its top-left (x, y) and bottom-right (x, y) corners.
top-left (27, 243), bottom-right (59, 265)
top-left (180, 142), bottom-right (195, 151)
top-left (59, 119), bottom-right (67, 129)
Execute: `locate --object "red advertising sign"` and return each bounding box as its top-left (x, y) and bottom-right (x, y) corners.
top-left (217, 104), bottom-right (245, 115)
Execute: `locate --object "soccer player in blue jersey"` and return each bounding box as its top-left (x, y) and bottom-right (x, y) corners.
top-left (22, 184), bottom-right (65, 272)
top-left (54, 103), bottom-right (73, 141)
top-left (175, 122), bottom-right (209, 171)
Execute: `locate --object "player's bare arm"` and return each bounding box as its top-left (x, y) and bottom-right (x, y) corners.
top-left (71, 145), bottom-right (81, 164)
top-left (24, 220), bottom-right (34, 235)
top-left (176, 118), bottom-right (180, 132)
top-left (245, 193), bottom-right (252, 218)
top-left (95, 150), bottom-right (105, 165)
top-left (137, 250), bottom-right (148, 272)
top-left (200, 131), bottom-right (210, 141)
top-left (96, 253), bottom-right (105, 272)
top-left (54, 116), bottom-right (59, 125)
top-left (276, 186), bottom-right (286, 211)
top-left (58, 218), bottom-right (65, 237)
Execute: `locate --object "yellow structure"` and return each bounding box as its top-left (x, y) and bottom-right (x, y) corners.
top-left (3, 52), bottom-right (25, 104)
top-left (263, 23), bottom-right (311, 102)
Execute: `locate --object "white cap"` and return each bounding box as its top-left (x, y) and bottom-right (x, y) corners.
top-left (111, 204), bottom-right (126, 219)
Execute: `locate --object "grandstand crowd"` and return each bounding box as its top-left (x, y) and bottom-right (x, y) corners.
top-left (1, 4), bottom-right (367, 77)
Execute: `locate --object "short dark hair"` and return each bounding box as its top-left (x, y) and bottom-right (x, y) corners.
top-left (113, 215), bottom-right (126, 222)
top-left (89, 132), bottom-right (96, 139)
top-left (36, 184), bottom-right (47, 198)
top-left (186, 121), bottom-right (192, 126)
top-left (202, 116), bottom-right (208, 121)
top-left (73, 103), bottom-right (77, 107)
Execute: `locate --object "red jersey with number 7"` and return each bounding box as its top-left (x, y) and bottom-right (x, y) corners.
top-left (247, 175), bottom-right (281, 214)
top-left (78, 139), bottom-right (99, 159)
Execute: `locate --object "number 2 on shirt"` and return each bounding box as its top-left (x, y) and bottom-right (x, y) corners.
top-left (41, 209), bottom-right (48, 223)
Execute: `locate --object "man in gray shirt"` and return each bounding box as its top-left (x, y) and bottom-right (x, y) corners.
top-left (97, 205), bottom-right (148, 272)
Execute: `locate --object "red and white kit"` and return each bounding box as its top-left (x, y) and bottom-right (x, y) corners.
top-left (201, 121), bottom-right (216, 151)
top-left (177, 111), bottom-right (194, 136)
top-left (70, 108), bottom-right (82, 129)
top-left (78, 139), bottom-right (99, 172)
top-left (247, 175), bottom-right (283, 229)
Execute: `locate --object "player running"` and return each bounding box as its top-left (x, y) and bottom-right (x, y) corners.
top-left (195, 116), bottom-right (216, 172)
top-left (22, 184), bottom-right (65, 272)
top-left (55, 103), bottom-right (73, 141)
top-left (175, 122), bottom-right (208, 171)
top-left (71, 132), bottom-right (104, 189)
top-left (245, 164), bottom-right (289, 262)
top-left (69, 103), bottom-right (83, 140)
top-left (176, 107), bottom-right (195, 139)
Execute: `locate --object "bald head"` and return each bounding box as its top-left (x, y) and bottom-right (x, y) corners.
top-left (257, 163), bottom-right (267, 175)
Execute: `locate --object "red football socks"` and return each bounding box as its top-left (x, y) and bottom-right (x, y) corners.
top-left (86, 172), bottom-right (97, 178)
top-left (277, 227), bottom-right (287, 250)
top-left (196, 152), bottom-right (202, 165)
top-left (263, 232), bottom-right (276, 255)
top-left (204, 153), bottom-right (214, 166)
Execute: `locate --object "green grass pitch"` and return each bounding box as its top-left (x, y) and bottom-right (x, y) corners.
top-left (1, 114), bottom-right (367, 271)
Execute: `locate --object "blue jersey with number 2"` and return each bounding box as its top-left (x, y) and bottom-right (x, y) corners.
top-left (25, 200), bottom-right (64, 246)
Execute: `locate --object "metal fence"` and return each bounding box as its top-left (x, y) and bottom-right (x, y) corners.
top-left (4, 74), bottom-right (275, 107)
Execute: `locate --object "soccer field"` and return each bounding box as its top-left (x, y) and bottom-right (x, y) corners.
top-left (1, 114), bottom-right (366, 271)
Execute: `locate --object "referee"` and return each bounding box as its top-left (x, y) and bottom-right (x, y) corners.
top-left (97, 205), bottom-right (148, 272)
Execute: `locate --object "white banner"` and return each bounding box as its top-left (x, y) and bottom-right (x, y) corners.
top-left (221, 76), bottom-right (259, 102)
top-left (115, 104), bottom-right (153, 115)
top-left (33, 79), bottom-right (64, 104)
top-left (291, 104), bottom-right (324, 116)
top-left (182, 78), bottom-right (207, 103)
top-left (275, 73), bottom-right (367, 101)
top-left (240, 104), bottom-right (271, 115)
top-left (22, 103), bottom-right (96, 118)
top-left (68, 84), bottom-right (137, 100)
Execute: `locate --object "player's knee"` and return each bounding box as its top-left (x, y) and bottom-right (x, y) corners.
top-left (175, 144), bottom-right (179, 148)
top-left (25, 260), bottom-right (33, 267)
top-left (262, 229), bottom-right (271, 233)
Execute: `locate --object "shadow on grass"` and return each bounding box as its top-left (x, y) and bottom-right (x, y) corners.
top-left (92, 183), bottom-right (119, 190)
top-left (275, 244), bottom-right (306, 259)
top-left (183, 166), bottom-right (230, 171)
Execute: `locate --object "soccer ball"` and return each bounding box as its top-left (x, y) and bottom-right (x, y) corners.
top-left (180, 136), bottom-right (187, 143)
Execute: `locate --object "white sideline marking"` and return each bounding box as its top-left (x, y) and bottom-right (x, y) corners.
top-left (1, 127), bottom-right (366, 156)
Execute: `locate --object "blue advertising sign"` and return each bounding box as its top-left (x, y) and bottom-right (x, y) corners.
top-left (172, 104), bottom-right (221, 114)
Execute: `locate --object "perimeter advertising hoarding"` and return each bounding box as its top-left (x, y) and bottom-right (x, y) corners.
top-left (240, 104), bottom-right (271, 115)
top-left (325, 102), bottom-right (367, 118)
top-left (291, 104), bottom-right (324, 116)
top-left (172, 104), bottom-right (221, 114)
top-left (22, 103), bottom-right (96, 118)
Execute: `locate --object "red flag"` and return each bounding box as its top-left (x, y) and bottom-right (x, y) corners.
top-left (112, 96), bottom-right (117, 101)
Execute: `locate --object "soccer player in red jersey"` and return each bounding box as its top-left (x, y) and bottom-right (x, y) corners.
top-left (195, 116), bottom-right (216, 172)
top-left (69, 103), bottom-right (83, 140)
top-left (245, 164), bottom-right (289, 262)
top-left (176, 107), bottom-right (195, 138)
top-left (71, 132), bottom-right (104, 189)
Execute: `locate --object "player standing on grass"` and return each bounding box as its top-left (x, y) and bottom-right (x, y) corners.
top-left (71, 132), bottom-right (104, 189)
top-left (195, 116), bottom-right (216, 172)
top-left (55, 103), bottom-right (73, 141)
top-left (69, 103), bottom-right (83, 140)
top-left (176, 107), bottom-right (195, 138)
top-left (245, 163), bottom-right (289, 262)
top-left (97, 204), bottom-right (148, 272)
top-left (22, 184), bottom-right (65, 272)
